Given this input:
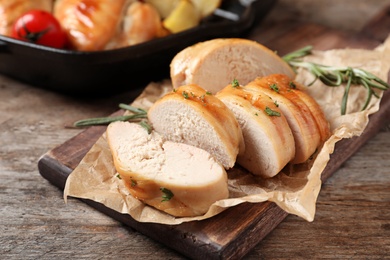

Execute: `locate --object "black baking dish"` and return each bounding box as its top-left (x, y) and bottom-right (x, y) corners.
top-left (0, 0), bottom-right (275, 96)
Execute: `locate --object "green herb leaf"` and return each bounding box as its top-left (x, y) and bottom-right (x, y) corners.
top-left (289, 81), bottom-right (297, 89)
top-left (265, 106), bottom-right (281, 117)
top-left (119, 103), bottom-right (147, 114)
top-left (139, 120), bottom-right (152, 134)
top-left (160, 187), bottom-right (174, 202)
top-left (231, 79), bottom-right (240, 88)
top-left (182, 91), bottom-right (189, 99)
top-left (282, 45), bottom-right (313, 63)
top-left (270, 83), bottom-right (279, 93)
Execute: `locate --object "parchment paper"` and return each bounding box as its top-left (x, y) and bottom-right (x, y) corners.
top-left (64, 36), bottom-right (390, 225)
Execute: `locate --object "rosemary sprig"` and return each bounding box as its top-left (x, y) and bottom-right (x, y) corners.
top-left (73, 103), bottom-right (147, 127)
top-left (282, 46), bottom-right (389, 115)
top-left (118, 103), bottom-right (147, 114)
top-left (139, 120), bottom-right (152, 134)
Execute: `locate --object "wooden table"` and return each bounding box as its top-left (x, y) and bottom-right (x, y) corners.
top-left (1, 1), bottom-right (390, 259)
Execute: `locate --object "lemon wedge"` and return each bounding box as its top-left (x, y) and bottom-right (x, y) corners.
top-left (163, 0), bottom-right (200, 33)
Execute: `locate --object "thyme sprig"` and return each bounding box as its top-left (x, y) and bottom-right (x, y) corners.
top-left (282, 46), bottom-right (389, 115)
top-left (73, 103), bottom-right (148, 127)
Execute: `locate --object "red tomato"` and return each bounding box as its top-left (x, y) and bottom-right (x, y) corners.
top-left (11, 10), bottom-right (67, 48)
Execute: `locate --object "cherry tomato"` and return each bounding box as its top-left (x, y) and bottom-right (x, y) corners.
top-left (11, 10), bottom-right (67, 48)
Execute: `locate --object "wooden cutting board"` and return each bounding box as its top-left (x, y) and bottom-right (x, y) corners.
top-left (38, 8), bottom-right (390, 260)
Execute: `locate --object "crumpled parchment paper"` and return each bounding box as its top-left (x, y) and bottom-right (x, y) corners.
top-left (64, 36), bottom-right (390, 225)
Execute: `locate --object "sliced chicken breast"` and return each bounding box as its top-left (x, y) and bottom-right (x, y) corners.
top-left (106, 121), bottom-right (229, 217)
top-left (148, 84), bottom-right (245, 169)
top-left (244, 74), bottom-right (322, 163)
top-left (216, 85), bottom-right (295, 178)
top-left (170, 38), bottom-right (295, 94)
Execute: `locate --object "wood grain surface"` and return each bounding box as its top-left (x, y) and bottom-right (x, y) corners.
top-left (1, 1), bottom-right (390, 259)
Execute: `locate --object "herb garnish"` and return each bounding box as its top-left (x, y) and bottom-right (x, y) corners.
top-left (289, 81), bottom-right (297, 89)
top-left (140, 120), bottom-right (152, 134)
top-left (160, 187), bottom-right (174, 202)
top-left (270, 83), bottom-right (279, 93)
top-left (73, 103), bottom-right (148, 127)
top-left (119, 103), bottom-right (147, 114)
top-left (231, 79), bottom-right (240, 88)
top-left (265, 106), bottom-right (281, 117)
top-left (282, 45), bottom-right (390, 115)
top-left (182, 91), bottom-right (189, 99)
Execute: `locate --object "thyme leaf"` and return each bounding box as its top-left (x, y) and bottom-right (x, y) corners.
top-left (182, 91), bottom-right (189, 99)
top-left (160, 187), bottom-right (174, 202)
top-left (265, 106), bottom-right (281, 117)
top-left (270, 83), bottom-right (279, 93)
top-left (231, 79), bottom-right (240, 88)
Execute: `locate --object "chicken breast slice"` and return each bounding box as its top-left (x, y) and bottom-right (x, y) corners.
top-left (216, 85), bottom-right (295, 178)
top-left (148, 84), bottom-right (245, 169)
top-left (244, 74), bottom-right (322, 163)
top-left (170, 38), bottom-right (295, 93)
top-left (106, 121), bottom-right (229, 217)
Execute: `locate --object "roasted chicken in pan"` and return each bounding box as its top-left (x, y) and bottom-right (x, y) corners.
top-left (53, 0), bottom-right (130, 51)
top-left (0, 0), bottom-right (221, 51)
